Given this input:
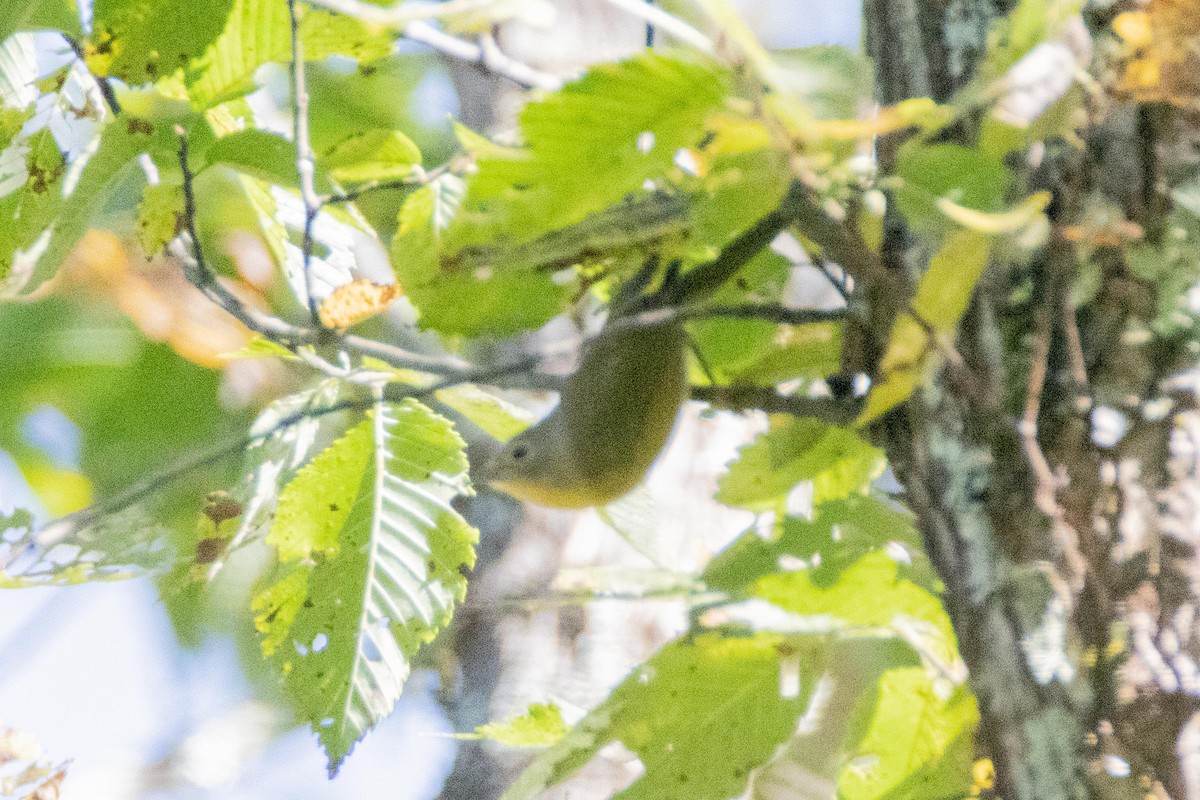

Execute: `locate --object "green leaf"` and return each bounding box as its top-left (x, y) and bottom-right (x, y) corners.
top-left (1, 85), bottom-right (204, 295)
top-left (186, 0), bottom-right (392, 108)
top-left (223, 382), bottom-right (343, 562)
top-left (391, 173), bottom-right (465, 285)
top-left (448, 52), bottom-right (730, 251)
top-left (91, 0), bottom-right (234, 86)
top-left (751, 553), bottom-right (959, 669)
top-left (502, 634), bottom-right (821, 800)
top-left (895, 143), bottom-right (1011, 234)
top-left (205, 128), bottom-right (306, 190)
top-left (222, 335), bottom-right (300, 361)
top-left (0, 0), bottom-right (80, 40)
top-left (256, 399), bottom-right (478, 774)
top-left (685, 150), bottom-right (800, 381)
top-left (458, 703), bottom-right (569, 749)
top-left (263, 408), bottom-right (372, 564)
top-left (41, 106), bottom-right (202, 289)
top-left (730, 322), bottom-right (843, 384)
top-left (392, 172), bottom-right (572, 335)
top-left (703, 496), bottom-right (932, 595)
top-left (434, 384), bottom-right (536, 442)
top-left (838, 670), bottom-right (977, 800)
top-left (136, 181), bottom-right (185, 255)
top-left (0, 40), bottom-right (101, 293)
top-left (306, 55), bottom-right (456, 163)
top-left (322, 129), bottom-right (421, 183)
top-left (717, 417), bottom-right (884, 512)
top-left (857, 230), bottom-right (992, 424)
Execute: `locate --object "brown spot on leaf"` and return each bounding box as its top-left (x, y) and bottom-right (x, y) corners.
top-left (204, 491), bottom-right (243, 525)
top-left (194, 537), bottom-right (226, 564)
top-left (127, 117), bottom-right (153, 136)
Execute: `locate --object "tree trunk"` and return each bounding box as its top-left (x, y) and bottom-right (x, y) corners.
top-left (865, 3), bottom-right (1200, 798)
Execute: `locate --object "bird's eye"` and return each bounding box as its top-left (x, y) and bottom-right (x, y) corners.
top-left (511, 444), bottom-right (529, 460)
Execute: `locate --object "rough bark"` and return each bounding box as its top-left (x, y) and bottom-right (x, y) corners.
top-left (865, 2), bottom-right (1200, 798)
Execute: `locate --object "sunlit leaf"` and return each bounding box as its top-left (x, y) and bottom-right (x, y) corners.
top-left (703, 496), bottom-right (931, 595)
top-left (456, 703), bottom-right (569, 749)
top-left (205, 128), bottom-right (307, 190)
top-left (895, 144), bottom-right (1011, 235)
top-left (136, 181), bottom-right (185, 255)
top-left (0, 0), bottom-right (80, 41)
top-left (392, 172), bottom-right (572, 334)
top-left (434, 384), bottom-right (536, 442)
top-left (257, 399), bottom-right (477, 773)
top-left (857, 231), bottom-right (991, 424)
top-left (447, 52), bottom-right (730, 251)
top-left (502, 634), bottom-right (823, 800)
top-left (90, 0), bottom-right (234, 85)
top-left (718, 417), bottom-right (885, 512)
top-left (322, 129), bottom-right (421, 183)
top-left (186, 0), bottom-right (392, 108)
top-left (838, 670), bottom-right (977, 800)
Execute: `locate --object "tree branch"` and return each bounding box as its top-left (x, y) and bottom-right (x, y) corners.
top-left (302, 0), bottom-right (564, 89)
top-left (174, 130), bottom-right (479, 378)
top-left (23, 354), bottom-right (546, 556)
top-left (595, 0), bottom-right (714, 53)
top-left (288, 0), bottom-right (322, 323)
top-left (690, 385), bottom-right (861, 423)
top-left (684, 304), bottom-right (845, 326)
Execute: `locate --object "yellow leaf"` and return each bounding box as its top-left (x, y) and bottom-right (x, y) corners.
top-left (1114, 1), bottom-right (1200, 106)
top-left (857, 231), bottom-right (992, 425)
top-left (1113, 11), bottom-right (1153, 49)
top-left (318, 279), bottom-right (404, 329)
top-left (936, 190), bottom-right (1050, 234)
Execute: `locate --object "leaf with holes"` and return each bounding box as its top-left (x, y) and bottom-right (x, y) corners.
top-left (90, 0), bottom-right (233, 86)
top-left (256, 399), bottom-right (478, 774)
top-left (502, 634), bottom-right (827, 800)
top-left (717, 417), bottom-right (885, 513)
top-left (446, 51), bottom-right (730, 252)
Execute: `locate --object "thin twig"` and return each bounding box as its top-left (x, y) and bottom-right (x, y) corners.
top-left (1019, 298), bottom-right (1088, 587)
top-left (1020, 300), bottom-right (1059, 518)
top-left (303, 0), bottom-right (564, 89)
top-left (27, 356), bottom-right (546, 554)
top-left (65, 37), bottom-right (122, 116)
top-left (288, 0), bottom-right (322, 323)
top-left (174, 130), bottom-right (480, 378)
top-left (474, 30), bottom-right (564, 90)
top-left (1061, 295), bottom-right (1090, 390)
top-left (673, 181), bottom-right (811, 303)
top-left (596, 0), bottom-right (714, 53)
top-left (691, 385), bottom-right (861, 423)
top-left (685, 304), bottom-right (845, 326)
top-left (324, 178), bottom-right (419, 206)
top-left (813, 256), bottom-right (851, 303)
top-left (405, 22), bottom-right (562, 90)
